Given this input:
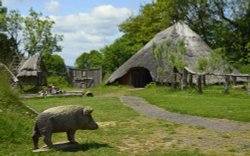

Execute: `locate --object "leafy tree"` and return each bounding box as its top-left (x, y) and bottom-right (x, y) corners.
top-left (43, 53), bottom-right (66, 77)
top-left (152, 39), bottom-right (187, 88)
top-left (5, 10), bottom-right (23, 57)
top-left (119, 0), bottom-right (187, 46)
top-left (75, 50), bottom-right (103, 69)
top-left (23, 8), bottom-right (63, 56)
top-left (101, 36), bottom-right (142, 72)
top-left (0, 0), bottom-right (7, 32)
top-left (0, 2), bottom-right (14, 66)
top-left (196, 58), bottom-right (209, 73)
top-left (0, 33), bottom-right (14, 65)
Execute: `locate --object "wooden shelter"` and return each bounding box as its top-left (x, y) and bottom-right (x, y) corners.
top-left (106, 22), bottom-right (244, 87)
top-left (68, 68), bottom-right (102, 88)
top-left (17, 54), bottom-right (47, 86)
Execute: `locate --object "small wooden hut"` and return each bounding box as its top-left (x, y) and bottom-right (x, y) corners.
top-left (17, 54), bottom-right (47, 86)
top-left (68, 68), bottom-right (102, 88)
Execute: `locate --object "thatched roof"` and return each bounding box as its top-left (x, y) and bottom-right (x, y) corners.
top-left (17, 54), bottom-right (40, 77)
top-left (106, 22), bottom-right (213, 84)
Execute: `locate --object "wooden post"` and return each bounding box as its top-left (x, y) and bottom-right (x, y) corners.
top-left (172, 68), bottom-right (177, 89)
top-left (224, 75), bottom-right (230, 94)
top-left (181, 69), bottom-right (188, 90)
top-left (202, 75), bottom-right (206, 87)
top-left (189, 74), bottom-right (193, 87)
top-left (248, 77), bottom-right (250, 95)
top-left (232, 76), bottom-right (237, 85)
top-left (196, 75), bottom-right (202, 94)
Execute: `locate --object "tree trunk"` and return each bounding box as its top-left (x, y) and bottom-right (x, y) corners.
top-left (196, 75), bottom-right (202, 94)
top-left (224, 75), bottom-right (230, 94)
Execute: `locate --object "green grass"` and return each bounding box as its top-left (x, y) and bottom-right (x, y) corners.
top-left (130, 85), bottom-right (250, 122)
top-left (0, 109), bottom-right (35, 156)
top-left (21, 96), bottom-right (206, 156)
top-left (1, 83), bottom-right (249, 155)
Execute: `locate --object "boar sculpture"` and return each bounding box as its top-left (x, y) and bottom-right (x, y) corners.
top-left (32, 105), bottom-right (98, 149)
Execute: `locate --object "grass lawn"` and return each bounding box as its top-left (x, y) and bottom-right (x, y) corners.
top-left (128, 85), bottom-right (250, 122)
top-left (20, 96), bottom-right (207, 156)
top-left (1, 85), bottom-right (250, 155)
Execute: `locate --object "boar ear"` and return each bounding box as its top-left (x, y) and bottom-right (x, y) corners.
top-left (83, 107), bottom-right (93, 115)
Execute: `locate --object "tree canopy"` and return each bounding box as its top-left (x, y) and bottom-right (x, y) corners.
top-left (75, 50), bottom-right (103, 69)
top-left (23, 8), bottom-right (63, 56)
top-left (43, 53), bottom-right (67, 76)
top-left (3, 8), bottom-right (63, 58)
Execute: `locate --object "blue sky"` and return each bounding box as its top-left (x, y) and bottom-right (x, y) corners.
top-left (2, 0), bottom-right (152, 66)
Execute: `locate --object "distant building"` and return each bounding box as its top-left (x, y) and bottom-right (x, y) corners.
top-left (17, 54), bottom-right (47, 86)
top-left (68, 68), bottom-right (102, 88)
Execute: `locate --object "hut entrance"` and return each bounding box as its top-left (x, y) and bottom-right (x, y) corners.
top-left (131, 68), bottom-right (152, 88)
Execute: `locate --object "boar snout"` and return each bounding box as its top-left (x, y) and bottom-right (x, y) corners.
top-left (89, 122), bottom-right (98, 130)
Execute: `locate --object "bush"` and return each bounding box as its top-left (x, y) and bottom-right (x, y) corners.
top-left (145, 82), bottom-right (157, 88)
top-left (238, 64), bottom-right (250, 75)
top-left (47, 76), bottom-right (70, 88)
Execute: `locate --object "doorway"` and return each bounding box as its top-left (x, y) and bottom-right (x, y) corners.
top-left (131, 68), bottom-right (152, 88)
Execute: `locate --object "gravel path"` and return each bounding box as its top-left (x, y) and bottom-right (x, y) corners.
top-left (120, 96), bottom-right (250, 131)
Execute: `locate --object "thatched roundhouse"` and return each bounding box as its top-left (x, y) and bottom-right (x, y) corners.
top-left (17, 54), bottom-right (47, 86)
top-left (106, 22), bottom-right (238, 87)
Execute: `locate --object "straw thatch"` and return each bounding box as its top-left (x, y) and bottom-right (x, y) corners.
top-left (17, 53), bottom-right (47, 86)
top-left (17, 54), bottom-right (40, 77)
top-left (105, 22), bottom-right (243, 86)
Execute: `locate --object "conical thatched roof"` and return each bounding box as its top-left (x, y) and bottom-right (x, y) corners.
top-left (17, 54), bottom-right (40, 77)
top-left (106, 22), bottom-right (212, 84)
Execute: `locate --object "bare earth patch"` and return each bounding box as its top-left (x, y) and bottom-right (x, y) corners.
top-left (97, 121), bottom-right (116, 127)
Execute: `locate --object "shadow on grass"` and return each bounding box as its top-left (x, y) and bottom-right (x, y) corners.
top-left (58, 142), bottom-right (112, 152)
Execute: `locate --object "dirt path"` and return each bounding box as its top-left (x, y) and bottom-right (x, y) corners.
top-left (120, 96), bottom-right (250, 131)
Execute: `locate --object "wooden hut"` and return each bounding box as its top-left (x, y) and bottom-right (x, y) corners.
top-left (17, 54), bottom-right (47, 86)
top-left (68, 68), bottom-right (102, 88)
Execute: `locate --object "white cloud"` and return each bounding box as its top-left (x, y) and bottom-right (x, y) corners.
top-left (2, 0), bottom-right (34, 5)
top-left (45, 0), bottom-right (60, 13)
top-left (51, 5), bottom-right (131, 65)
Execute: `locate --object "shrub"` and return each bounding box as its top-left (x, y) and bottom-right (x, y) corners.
top-left (238, 64), bottom-right (250, 75)
top-left (145, 82), bottom-right (157, 88)
top-left (47, 76), bottom-right (70, 88)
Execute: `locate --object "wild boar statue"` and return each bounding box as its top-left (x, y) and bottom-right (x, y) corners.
top-left (32, 105), bottom-right (98, 149)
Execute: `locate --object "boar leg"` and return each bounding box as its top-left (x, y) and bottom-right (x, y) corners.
top-left (43, 134), bottom-right (53, 148)
top-left (67, 131), bottom-right (77, 144)
top-left (32, 131), bottom-right (40, 150)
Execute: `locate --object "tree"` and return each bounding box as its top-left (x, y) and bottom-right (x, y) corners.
top-left (0, 33), bottom-right (14, 65)
top-left (153, 39), bottom-right (187, 89)
top-left (101, 36), bottom-right (141, 72)
top-left (0, 1), bottom-right (14, 66)
top-left (5, 10), bottom-right (23, 57)
top-left (43, 53), bottom-right (66, 76)
top-left (23, 8), bottom-right (63, 56)
top-left (75, 50), bottom-right (103, 69)
top-left (0, 0), bottom-right (7, 32)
